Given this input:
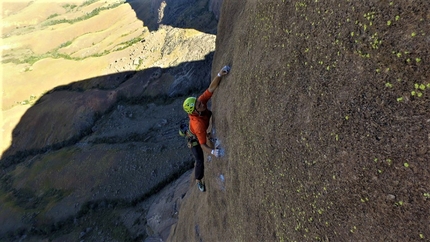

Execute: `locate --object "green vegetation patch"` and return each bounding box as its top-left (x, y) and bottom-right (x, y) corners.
top-left (42, 2), bottom-right (125, 27)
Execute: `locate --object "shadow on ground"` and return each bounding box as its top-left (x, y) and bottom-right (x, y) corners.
top-left (0, 53), bottom-right (214, 240)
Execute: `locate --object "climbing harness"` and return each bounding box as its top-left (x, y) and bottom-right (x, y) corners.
top-left (179, 123), bottom-right (199, 148)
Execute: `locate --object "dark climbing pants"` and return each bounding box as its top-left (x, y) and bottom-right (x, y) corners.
top-left (191, 144), bottom-right (204, 180)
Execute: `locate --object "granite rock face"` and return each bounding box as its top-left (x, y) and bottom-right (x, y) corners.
top-left (0, 0), bottom-right (221, 241)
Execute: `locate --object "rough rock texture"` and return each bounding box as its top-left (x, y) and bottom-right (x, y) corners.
top-left (144, 170), bottom-right (192, 241)
top-left (3, 0), bottom-right (429, 241)
top-left (169, 1), bottom-right (430, 241)
top-left (127, 0), bottom-right (220, 34)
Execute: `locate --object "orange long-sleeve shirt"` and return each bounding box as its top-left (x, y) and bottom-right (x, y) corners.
top-left (189, 89), bottom-right (213, 144)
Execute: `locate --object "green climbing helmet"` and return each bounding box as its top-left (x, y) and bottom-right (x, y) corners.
top-left (183, 97), bottom-right (197, 114)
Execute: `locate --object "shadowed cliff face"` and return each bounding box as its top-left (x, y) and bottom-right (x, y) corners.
top-left (127, 0), bottom-right (222, 34)
top-left (0, 0), bottom-right (221, 241)
top-left (169, 1), bottom-right (430, 241)
top-left (1, 0), bottom-right (221, 154)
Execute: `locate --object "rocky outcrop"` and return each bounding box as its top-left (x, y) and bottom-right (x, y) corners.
top-left (128, 0), bottom-right (221, 34)
top-left (148, 0), bottom-right (224, 21)
top-left (169, 1), bottom-right (430, 241)
top-left (0, 1), bottom-right (219, 240)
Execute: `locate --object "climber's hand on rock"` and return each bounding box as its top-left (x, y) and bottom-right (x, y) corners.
top-left (218, 65), bottom-right (230, 77)
top-left (211, 149), bottom-right (221, 157)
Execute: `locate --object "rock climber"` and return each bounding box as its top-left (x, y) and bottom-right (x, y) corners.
top-left (181, 65), bottom-right (230, 192)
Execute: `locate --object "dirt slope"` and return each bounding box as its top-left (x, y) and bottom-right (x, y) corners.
top-left (170, 1), bottom-right (430, 241)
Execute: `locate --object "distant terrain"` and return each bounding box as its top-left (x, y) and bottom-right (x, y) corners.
top-left (1, 0), bottom-right (220, 241)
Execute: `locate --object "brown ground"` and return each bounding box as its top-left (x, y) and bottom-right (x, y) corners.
top-left (170, 1), bottom-right (430, 241)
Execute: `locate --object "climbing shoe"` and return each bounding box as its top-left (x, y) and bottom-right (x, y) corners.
top-left (197, 181), bottom-right (205, 192)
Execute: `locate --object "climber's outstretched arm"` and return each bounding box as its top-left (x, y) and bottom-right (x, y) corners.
top-left (208, 66), bottom-right (230, 93)
top-left (201, 143), bottom-right (214, 154)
